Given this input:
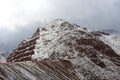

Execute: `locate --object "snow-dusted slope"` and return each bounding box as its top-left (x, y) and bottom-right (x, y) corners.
top-left (101, 34), bottom-right (120, 55)
top-left (0, 55), bottom-right (6, 63)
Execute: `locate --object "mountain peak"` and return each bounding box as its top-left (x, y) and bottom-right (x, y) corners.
top-left (39, 19), bottom-right (88, 34)
top-left (7, 19), bottom-right (119, 62)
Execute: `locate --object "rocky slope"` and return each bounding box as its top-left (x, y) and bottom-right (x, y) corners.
top-left (0, 19), bottom-right (120, 80)
top-left (0, 59), bottom-right (80, 80)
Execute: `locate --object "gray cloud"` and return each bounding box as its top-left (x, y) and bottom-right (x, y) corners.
top-left (0, 22), bottom-right (40, 52)
top-left (0, 0), bottom-right (120, 52)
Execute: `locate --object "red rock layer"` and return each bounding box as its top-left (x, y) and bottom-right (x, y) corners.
top-left (7, 28), bottom-right (40, 62)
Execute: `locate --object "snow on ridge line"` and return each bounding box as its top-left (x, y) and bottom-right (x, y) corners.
top-left (39, 19), bottom-right (89, 33)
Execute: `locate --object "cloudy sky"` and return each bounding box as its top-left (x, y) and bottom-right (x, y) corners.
top-left (0, 0), bottom-right (120, 52)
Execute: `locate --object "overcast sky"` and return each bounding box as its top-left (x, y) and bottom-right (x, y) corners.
top-left (0, 0), bottom-right (120, 52)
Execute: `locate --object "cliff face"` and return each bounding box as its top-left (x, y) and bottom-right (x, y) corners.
top-left (3, 19), bottom-right (120, 80)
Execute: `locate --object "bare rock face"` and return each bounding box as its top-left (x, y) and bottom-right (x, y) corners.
top-left (1, 19), bottom-right (120, 80)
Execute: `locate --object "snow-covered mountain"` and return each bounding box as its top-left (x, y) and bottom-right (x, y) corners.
top-left (1, 19), bottom-right (120, 80)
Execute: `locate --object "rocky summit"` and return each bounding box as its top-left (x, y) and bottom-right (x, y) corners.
top-left (0, 19), bottom-right (120, 80)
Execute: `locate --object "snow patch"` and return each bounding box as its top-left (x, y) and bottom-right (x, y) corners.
top-left (100, 34), bottom-right (120, 55)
